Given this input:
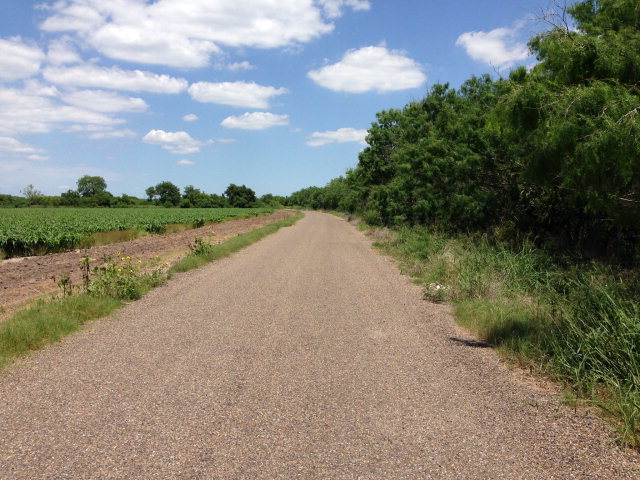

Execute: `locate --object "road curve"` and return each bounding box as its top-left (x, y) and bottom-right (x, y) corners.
top-left (1, 211), bottom-right (638, 479)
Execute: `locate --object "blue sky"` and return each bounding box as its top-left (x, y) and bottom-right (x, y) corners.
top-left (0, 0), bottom-right (551, 198)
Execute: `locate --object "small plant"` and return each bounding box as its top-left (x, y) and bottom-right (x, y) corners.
top-left (188, 237), bottom-right (214, 256)
top-left (87, 253), bottom-right (167, 300)
top-left (56, 272), bottom-right (73, 298)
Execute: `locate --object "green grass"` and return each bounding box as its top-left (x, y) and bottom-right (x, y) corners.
top-left (375, 225), bottom-right (640, 447)
top-left (0, 295), bottom-right (121, 370)
top-left (170, 212), bottom-right (304, 274)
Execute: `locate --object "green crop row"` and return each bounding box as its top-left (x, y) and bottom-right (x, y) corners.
top-left (0, 207), bottom-right (271, 258)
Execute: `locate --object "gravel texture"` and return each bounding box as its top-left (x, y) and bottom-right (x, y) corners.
top-left (0, 211), bottom-right (638, 479)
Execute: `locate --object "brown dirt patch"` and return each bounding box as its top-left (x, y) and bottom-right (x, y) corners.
top-left (0, 210), bottom-right (295, 318)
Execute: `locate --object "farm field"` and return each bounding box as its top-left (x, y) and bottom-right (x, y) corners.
top-left (0, 207), bottom-right (271, 258)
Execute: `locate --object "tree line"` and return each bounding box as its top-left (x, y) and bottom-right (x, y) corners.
top-left (1, 176), bottom-right (284, 209)
top-left (286, 0), bottom-right (640, 264)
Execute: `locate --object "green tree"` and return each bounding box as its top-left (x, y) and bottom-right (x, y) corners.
top-left (224, 184), bottom-right (257, 208)
top-left (145, 186), bottom-right (157, 202)
top-left (77, 175), bottom-right (107, 197)
top-left (21, 184), bottom-right (44, 206)
top-left (60, 189), bottom-right (81, 206)
top-left (153, 181), bottom-right (181, 207)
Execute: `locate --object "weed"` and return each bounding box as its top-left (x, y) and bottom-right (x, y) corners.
top-left (87, 254), bottom-right (167, 300)
top-left (188, 237), bottom-right (215, 256)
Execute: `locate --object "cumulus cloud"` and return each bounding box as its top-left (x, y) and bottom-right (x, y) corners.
top-left (182, 114), bottom-right (198, 122)
top-left (61, 90), bottom-right (148, 113)
top-left (142, 129), bottom-right (210, 154)
top-left (308, 46), bottom-right (426, 93)
top-left (47, 36), bottom-right (82, 65)
top-left (0, 84), bottom-right (122, 136)
top-left (456, 24), bottom-right (531, 70)
top-left (177, 159), bottom-right (195, 166)
top-left (317, 0), bottom-right (371, 19)
top-left (38, 0), bottom-right (372, 68)
top-left (306, 127), bottom-right (367, 147)
top-left (188, 81), bottom-right (288, 109)
top-left (221, 112), bottom-right (289, 130)
top-left (227, 61), bottom-right (255, 71)
top-left (43, 64), bottom-right (188, 94)
top-left (0, 37), bottom-right (45, 81)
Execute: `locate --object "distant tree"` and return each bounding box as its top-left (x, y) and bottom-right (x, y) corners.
top-left (77, 175), bottom-right (107, 197)
top-left (154, 181), bottom-right (181, 207)
top-left (145, 186), bottom-right (157, 202)
top-left (21, 184), bottom-right (44, 206)
top-left (258, 194), bottom-right (285, 208)
top-left (224, 184), bottom-right (257, 208)
top-left (60, 189), bottom-right (81, 206)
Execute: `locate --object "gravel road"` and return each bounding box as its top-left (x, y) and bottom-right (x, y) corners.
top-left (1, 211), bottom-right (638, 479)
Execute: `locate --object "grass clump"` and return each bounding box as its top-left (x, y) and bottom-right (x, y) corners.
top-left (376, 225), bottom-right (640, 447)
top-left (0, 295), bottom-right (121, 370)
top-left (170, 212), bottom-right (303, 274)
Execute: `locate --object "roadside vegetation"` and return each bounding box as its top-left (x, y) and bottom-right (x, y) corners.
top-left (286, 0), bottom-right (640, 447)
top-left (0, 212), bottom-right (302, 372)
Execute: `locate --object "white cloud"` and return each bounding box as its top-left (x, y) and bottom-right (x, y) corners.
top-left (317, 0), bottom-right (371, 19)
top-left (182, 114), bottom-right (198, 122)
top-left (62, 90), bottom-right (148, 113)
top-left (456, 24), bottom-right (530, 70)
top-left (227, 61), bottom-right (255, 71)
top-left (0, 37), bottom-right (45, 81)
top-left (306, 127), bottom-right (367, 146)
top-left (308, 46), bottom-right (426, 93)
top-left (66, 125), bottom-right (137, 139)
top-left (221, 112), bottom-right (289, 130)
top-left (188, 81), bottom-right (288, 109)
top-left (0, 84), bottom-right (122, 136)
top-left (90, 24), bottom-right (220, 68)
top-left (142, 129), bottom-right (210, 154)
top-left (39, 0), bottom-right (371, 68)
top-left (177, 159), bottom-right (195, 166)
top-left (47, 36), bottom-right (82, 65)
top-left (43, 64), bottom-right (188, 94)
top-left (0, 136), bottom-right (48, 158)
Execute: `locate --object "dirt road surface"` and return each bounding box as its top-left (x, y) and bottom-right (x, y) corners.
top-left (0, 211), bottom-right (638, 479)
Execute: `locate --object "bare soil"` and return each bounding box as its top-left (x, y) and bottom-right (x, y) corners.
top-left (0, 210), bottom-right (294, 315)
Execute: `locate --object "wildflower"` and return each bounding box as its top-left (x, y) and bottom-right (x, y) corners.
top-left (117, 268), bottom-right (122, 273)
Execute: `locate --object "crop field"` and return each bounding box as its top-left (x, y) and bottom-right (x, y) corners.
top-left (0, 207), bottom-right (272, 258)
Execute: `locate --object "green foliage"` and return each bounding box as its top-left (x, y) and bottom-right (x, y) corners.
top-left (224, 183), bottom-right (257, 208)
top-left (76, 175), bottom-right (107, 197)
top-left (152, 181), bottom-right (181, 207)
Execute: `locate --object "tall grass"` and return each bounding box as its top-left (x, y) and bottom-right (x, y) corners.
top-left (376, 226), bottom-right (640, 447)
